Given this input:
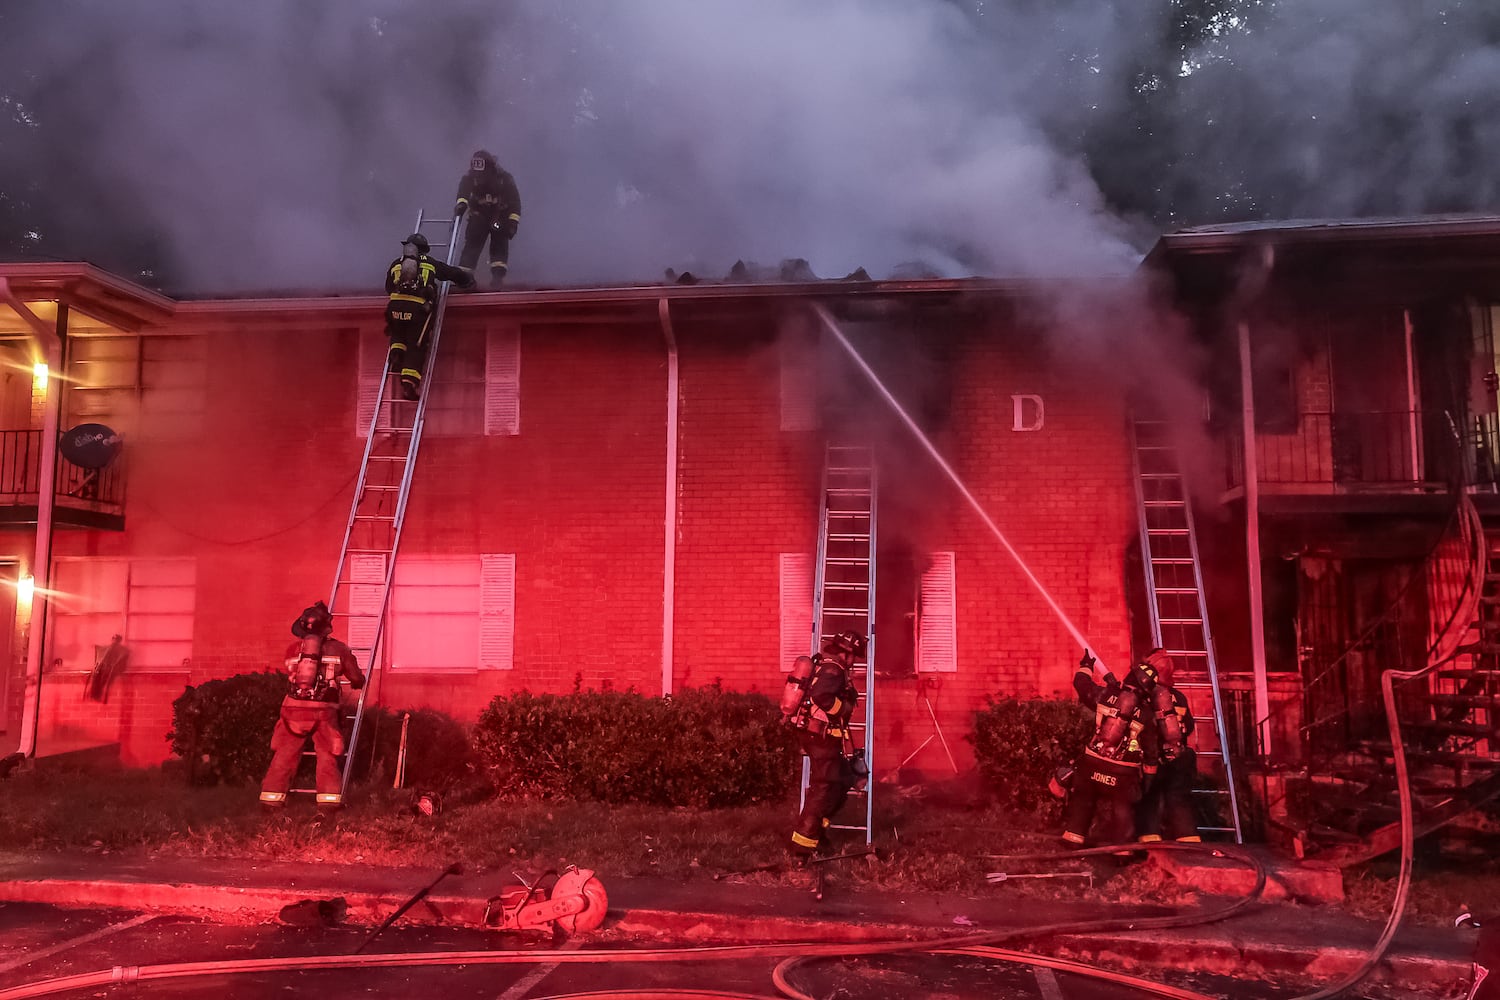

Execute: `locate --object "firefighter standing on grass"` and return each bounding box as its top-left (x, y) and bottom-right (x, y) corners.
top-left (384, 233), bottom-right (474, 401)
top-left (1062, 649), bottom-right (1159, 848)
top-left (258, 602), bottom-right (365, 814)
top-left (454, 150), bottom-right (522, 286)
top-left (782, 631), bottom-right (867, 862)
top-left (1136, 649), bottom-right (1202, 844)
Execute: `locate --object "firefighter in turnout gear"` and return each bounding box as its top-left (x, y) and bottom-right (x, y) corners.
top-left (455, 150), bottom-right (522, 286)
top-left (1136, 649), bottom-right (1202, 843)
top-left (786, 631), bottom-right (866, 860)
top-left (1063, 649), bottom-right (1159, 848)
top-left (385, 233), bottom-right (475, 401)
top-left (258, 602), bottom-right (365, 813)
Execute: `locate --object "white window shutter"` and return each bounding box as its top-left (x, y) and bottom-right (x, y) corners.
top-left (779, 553), bottom-right (813, 671)
top-left (918, 551), bottom-right (957, 673)
top-left (479, 553), bottom-right (516, 669)
top-left (485, 325), bottom-right (521, 436)
top-left (779, 332), bottom-right (817, 432)
top-left (345, 553), bottom-right (386, 652)
top-left (356, 328), bottom-right (384, 438)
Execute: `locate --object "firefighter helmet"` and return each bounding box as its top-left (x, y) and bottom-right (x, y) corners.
top-left (470, 150), bottom-right (495, 173)
top-left (402, 233), bottom-right (429, 255)
top-left (291, 600), bottom-right (333, 639)
top-left (823, 631), bottom-right (866, 661)
top-left (1142, 647), bottom-right (1174, 686)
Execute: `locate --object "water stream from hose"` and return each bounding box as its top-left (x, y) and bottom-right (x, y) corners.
top-left (811, 305), bottom-right (1102, 670)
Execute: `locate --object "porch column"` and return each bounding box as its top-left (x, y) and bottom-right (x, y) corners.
top-left (1239, 320), bottom-right (1273, 757)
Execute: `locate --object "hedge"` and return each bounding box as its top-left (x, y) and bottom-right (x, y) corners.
top-left (968, 696), bottom-right (1094, 812)
top-left (472, 685), bottom-right (798, 807)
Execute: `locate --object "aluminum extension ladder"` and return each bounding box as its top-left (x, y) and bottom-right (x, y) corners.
top-left (1129, 415), bottom-right (1244, 843)
top-left (802, 442), bottom-right (878, 846)
top-left (291, 210), bottom-right (464, 801)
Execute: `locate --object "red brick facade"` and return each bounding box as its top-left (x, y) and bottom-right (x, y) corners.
top-left (0, 279), bottom-right (1139, 773)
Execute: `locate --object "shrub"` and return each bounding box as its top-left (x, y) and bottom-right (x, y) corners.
top-left (351, 706), bottom-right (477, 792)
top-left (968, 696), bottom-right (1093, 812)
top-left (167, 671), bottom-right (285, 786)
top-left (472, 686), bottom-right (798, 808)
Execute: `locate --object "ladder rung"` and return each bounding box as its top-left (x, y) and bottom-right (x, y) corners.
top-left (1154, 587), bottom-right (1198, 595)
top-left (1144, 501), bottom-right (1186, 508)
top-left (343, 547), bottom-right (396, 555)
top-left (1138, 473), bottom-right (1178, 479)
top-left (361, 485), bottom-right (400, 493)
top-left (1149, 529), bottom-right (1191, 536)
top-left (1151, 558), bottom-right (1195, 565)
top-left (828, 534), bottom-right (870, 542)
top-left (826, 558), bottom-right (870, 566)
top-left (1159, 618), bottom-right (1203, 626)
top-left (822, 608), bottom-right (869, 616)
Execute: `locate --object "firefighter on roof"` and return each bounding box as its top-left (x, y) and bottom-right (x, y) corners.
top-left (783, 631), bottom-right (867, 861)
top-left (258, 601), bottom-right (365, 814)
top-left (1136, 649), bottom-right (1202, 843)
top-left (385, 233), bottom-right (474, 401)
top-left (454, 150), bottom-right (522, 286)
top-left (1063, 649), bottom-right (1159, 848)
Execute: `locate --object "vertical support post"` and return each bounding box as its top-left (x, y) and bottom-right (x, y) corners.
top-left (1403, 309), bottom-right (1422, 483)
top-left (1239, 320), bottom-right (1273, 758)
top-left (658, 298), bottom-right (679, 697)
top-left (17, 303), bottom-right (64, 757)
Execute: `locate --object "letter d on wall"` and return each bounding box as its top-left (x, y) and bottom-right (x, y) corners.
top-left (1011, 394), bottom-right (1045, 432)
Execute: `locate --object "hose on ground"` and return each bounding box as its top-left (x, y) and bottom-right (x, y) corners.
top-left (0, 841), bottom-right (1262, 1000)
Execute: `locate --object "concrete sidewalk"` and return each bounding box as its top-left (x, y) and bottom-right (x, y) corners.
top-left (0, 851), bottom-right (1474, 996)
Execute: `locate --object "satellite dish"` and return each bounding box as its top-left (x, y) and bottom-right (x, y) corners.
top-left (59, 423), bottom-right (123, 470)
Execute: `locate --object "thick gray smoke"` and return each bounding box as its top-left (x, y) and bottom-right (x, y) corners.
top-left (3, 1), bottom-right (1499, 293)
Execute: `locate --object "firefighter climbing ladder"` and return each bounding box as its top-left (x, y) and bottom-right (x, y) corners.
top-left (804, 442), bottom-right (877, 846)
top-left (292, 210), bottom-right (464, 800)
top-left (1129, 415), bottom-right (1244, 843)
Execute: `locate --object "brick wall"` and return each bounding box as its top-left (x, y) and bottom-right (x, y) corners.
top-left (13, 292), bottom-right (1139, 775)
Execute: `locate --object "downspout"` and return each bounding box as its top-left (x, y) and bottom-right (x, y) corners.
top-left (658, 297), bottom-right (679, 697)
top-left (0, 281), bottom-right (63, 758)
top-left (1238, 319), bottom-right (1273, 758)
top-left (1402, 309), bottom-right (1422, 483)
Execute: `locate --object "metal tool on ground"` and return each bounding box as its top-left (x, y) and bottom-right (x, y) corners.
top-left (480, 866), bottom-right (608, 934)
top-left (354, 861), bottom-right (463, 954)
top-left (887, 675), bottom-right (958, 777)
top-left (711, 846), bottom-right (878, 881)
top-left (393, 712), bottom-right (410, 789)
top-left (986, 871), bottom-right (1094, 889)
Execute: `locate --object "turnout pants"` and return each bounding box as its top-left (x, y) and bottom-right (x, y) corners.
top-left (384, 301), bottom-right (434, 397)
top-left (1137, 748), bottom-right (1200, 842)
top-left (1062, 754), bottom-right (1142, 847)
top-left (790, 731), bottom-right (854, 857)
top-left (258, 699), bottom-right (346, 811)
top-left (459, 217), bottom-right (510, 284)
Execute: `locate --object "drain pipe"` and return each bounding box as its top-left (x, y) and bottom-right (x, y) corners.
top-left (0, 279), bottom-right (62, 759)
top-left (658, 297), bottom-right (679, 697)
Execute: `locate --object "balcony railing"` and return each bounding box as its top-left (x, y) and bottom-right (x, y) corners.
top-left (1227, 410), bottom-right (1462, 490)
top-left (0, 429), bottom-right (125, 517)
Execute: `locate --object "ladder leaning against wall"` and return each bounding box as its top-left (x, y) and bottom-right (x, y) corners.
top-left (803, 442), bottom-right (878, 846)
top-left (1128, 414), bottom-right (1244, 843)
top-left (290, 210), bottom-right (464, 802)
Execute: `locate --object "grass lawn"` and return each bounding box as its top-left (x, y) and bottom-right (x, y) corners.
top-left (0, 765), bottom-right (1197, 908)
top-left (16, 763), bottom-right (1490, 926)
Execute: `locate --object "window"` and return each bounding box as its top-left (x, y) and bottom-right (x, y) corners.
top-left (916, 551), bottom-right (956, 672)
top-left (50, 558), bottom-right (195, 671)
top-left (386, 553), bottom-right (514, 670)
top-left (65, 334), bottom-right (206, 440)
top-left (779, 552), bottom-right (813, 670)
top-left (356, 324), bottom-right (520, 437)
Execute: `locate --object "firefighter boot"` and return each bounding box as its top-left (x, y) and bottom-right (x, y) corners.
top-left (400, 375), bottom-right (421, 401)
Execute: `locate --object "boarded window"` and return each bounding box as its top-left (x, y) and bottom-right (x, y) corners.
top-left (387, 554), bottom-right (514, 670)
top-left (779, 553), bottom-right (813, 670)
top-left (50, 558), bottom-right (195, 671)
top-left (65, 336), bottom-right (140, 433)
top-left (917, 551), bottom-right (957, 673)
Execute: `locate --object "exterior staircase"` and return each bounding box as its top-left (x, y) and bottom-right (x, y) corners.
top-left (1290, 497), bottom-right (1500, 866)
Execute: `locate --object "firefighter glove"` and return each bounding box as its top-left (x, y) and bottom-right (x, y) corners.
top-left (1080, 649), bottom-right (1097, 672)
top-left (457, 267), bottom-right (477, 289)
top-left (453, 202), bottom-right (466, 218)
top-left (503, 217), bottom-right (519, 239)
top-left (348, 676), bottom-right (364, 690)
